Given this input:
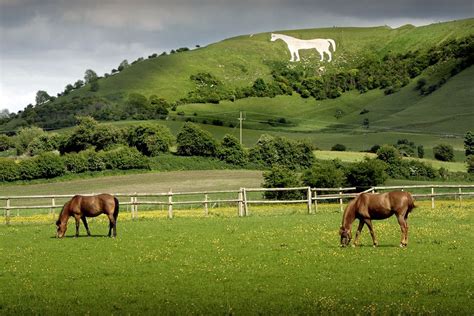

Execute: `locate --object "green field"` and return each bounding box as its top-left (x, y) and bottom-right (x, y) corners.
top-left (1, 201), bottom-right (472, 314)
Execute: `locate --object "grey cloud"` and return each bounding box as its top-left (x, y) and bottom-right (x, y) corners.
top-left (1, 0), bottom-right (472, 111)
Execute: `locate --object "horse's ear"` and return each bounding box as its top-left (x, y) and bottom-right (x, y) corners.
top-left (339, 226), bottom-right (344, 235)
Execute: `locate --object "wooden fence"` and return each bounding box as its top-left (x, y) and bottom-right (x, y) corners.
top-left (1, 184), bottom-right (474, 224)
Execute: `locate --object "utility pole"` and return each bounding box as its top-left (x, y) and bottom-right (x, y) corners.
top-left (238, 111), bottom-right (245, 144)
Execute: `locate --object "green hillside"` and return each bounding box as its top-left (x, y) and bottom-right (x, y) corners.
top-left (1, 18), bottom-right (473, 153)
top-left (71, 18), bottom-right (474, 102)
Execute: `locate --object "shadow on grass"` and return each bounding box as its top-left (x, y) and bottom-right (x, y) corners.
top-left (50, 234), bottom-right (114, 239)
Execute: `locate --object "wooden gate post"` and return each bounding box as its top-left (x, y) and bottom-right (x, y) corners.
top-left (51, 197), bottom-right (56, 219)
top-left (314, 190), bottom-right (318, 213)
top-left (6, 199), bottom-right (10, 225)
top-left (243, 188), bottom-right (248, 216)
top-left (168, 189), bottom-right (173, 219)
top-left (431, 187), bottom-right (435, 209)
top-left (238, 189), bottom-right (243, 217)
top-left (339, 188), bottom-right (343, 212)
top-left (204, 194), bottom-right (209, 216)
top-left (307, 187), bottom-right (312, 214)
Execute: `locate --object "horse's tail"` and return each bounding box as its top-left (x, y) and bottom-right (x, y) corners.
top-left (407, 193), bottom-right (416, 213)
top-left (327, 39), bottom-right (336, 52)
top-left (113, 197), bottom-right (120, 220)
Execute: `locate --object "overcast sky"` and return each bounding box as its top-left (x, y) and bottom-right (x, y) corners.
top-left (0, 0), bottom-right (472, 113)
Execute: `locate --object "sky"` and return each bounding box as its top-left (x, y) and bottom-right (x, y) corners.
top-left (0, 0), bottom-right (472, 113)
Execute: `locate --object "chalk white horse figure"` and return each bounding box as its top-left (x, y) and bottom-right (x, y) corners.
top-left (270, 33), bottom-right (336, 62)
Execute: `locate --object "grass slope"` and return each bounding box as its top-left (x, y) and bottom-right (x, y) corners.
top-left (66, 18), bottom-right (474, 103)
top-left (1, 202), bottom-right (472, 314)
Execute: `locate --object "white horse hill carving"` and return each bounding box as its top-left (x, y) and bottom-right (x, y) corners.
top-left (270, 33), bottom-right (336, 62)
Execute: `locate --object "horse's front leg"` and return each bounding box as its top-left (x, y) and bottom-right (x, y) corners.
top-left (353, 220), bottom-right (365, 247)
top-left (364, 219), bottom-right (378, 247)
top-left (397, 215), bottom-right (408, 247)
top-left (81, 216), bottom-right (91, 236)
top-left (74, 215), bottom-right (81, 237)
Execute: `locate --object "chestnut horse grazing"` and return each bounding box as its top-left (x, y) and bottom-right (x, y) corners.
top-left (339, 191), bottom-right (415, 247)
top-left (56, 194), bottom-right (119, 238)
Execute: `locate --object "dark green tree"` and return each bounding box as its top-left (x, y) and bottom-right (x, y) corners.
top-left (217, 134), bottom-right (248, 165)
top-left (433, 144), bottom-right (455, 162)
top-left (176, 122), bottom-right (217, 157)
top-left (464, 131), bottom-right (474, 157)
top-left (262, 166), bottom-right (303, 200)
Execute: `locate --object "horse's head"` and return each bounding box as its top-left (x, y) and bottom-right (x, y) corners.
top-left (56, 218), bottom-right (67, 238)
top-left (339, 226), bottom-right (352, 247)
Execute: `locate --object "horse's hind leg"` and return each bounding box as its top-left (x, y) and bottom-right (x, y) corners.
top-left (81, 216), bottom-right (91, 236)
top-left (353, 220), bottom-right (364, 247)
top-left (397, 214), bottom-right (408, 247)
top-left (364, 219), bottom-right (378, 247)
top-left (107, 214), bottom-right (117, 238)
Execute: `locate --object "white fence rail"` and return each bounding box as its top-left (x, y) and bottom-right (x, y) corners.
top-left (1, 185), bottom-right (474, 224)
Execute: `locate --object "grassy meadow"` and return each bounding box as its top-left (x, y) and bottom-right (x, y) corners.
top-left (1, 201), bottom-right (472, 315)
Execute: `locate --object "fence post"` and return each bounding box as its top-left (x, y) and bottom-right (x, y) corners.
top-left (431, 187), bottom-right (435, 209)
top-left (51, 197), bottom-right (56, 219)
top-left (6, 199), bottom-right (10, 225)
top-left (238, 189), bottom-right (243, 217)
top-left (339, 188), bottom-right (343, 212)
top-left (130, 197), bottom-right (134, 219)
top-left (168, 189), bottom-right (173, 219)
top-left (459, 187), bottom-right (462, 207)
top-left (204, 194), bottom-right (209, 216)
top-left (307, 187), bottom-right (312, 214)
top-left (243, 188), bottom-right (248, 216)
top-left (314, 190), bottom-right (318, 213)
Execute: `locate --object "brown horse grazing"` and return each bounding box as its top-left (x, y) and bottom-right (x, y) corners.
top-left (339, 191), bottom-right (415, 247)
top-left (56, 194), bottom-right (119, 238)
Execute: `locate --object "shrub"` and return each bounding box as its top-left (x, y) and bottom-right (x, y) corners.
top-left (34, 152), bottom-right (66, 178)
top-left (395, 139), bottom-right (416, 157)
top-left (417, 145), bottom-right (425, 158)
top-left (0, 158), bottom-right (20, 181)
top-left (85, 150), bottom-right (106, 171)
top-left (464, 131), bottom-right (474, 157)
top-left (301, 162), bottom-right (346, 188)
top-left (127, 124), bottom-right (173, 156)
top-left (92, 125), bottom-right (125, 150)
top-left (433, 144), bottom-right (455, 162)
top-left (262, 166), bottom-right (303, 200)
top-left (217, 135), bottom-right (248, 166)
top-left (60, 116), bottom-right (98, 153)
top-left (402, 160), bottom-right (438, 179)
top-left (64, 152), bottom-right (89, 173)
top-left (27, 133), bottom-right (60, 156)
top-left (100, 146), bottom-right (150, 170)
top-left (249, 135), bottom-right (314, 170)
top-left (346, 158), bottom-right (388, 188)
top-left (467, 155), bottom-right (474, 174)
top-left (176, 122), bottom-right (218, 157)
top-left (376, 145), bottom-right (401, 165)
top-left (0, 134), bottom-right (13, 152)
top-left (14, 126), bottom-right (45, 155)
top-left (331, 144), bottom-right (346, 151)
top-left (368, 144), bottom-right (381, 153)
top-left (18, 158), bottom-right (42, 180)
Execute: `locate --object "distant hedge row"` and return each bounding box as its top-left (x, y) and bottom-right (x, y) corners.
top-left (0, 147), bottom-right (149, 182)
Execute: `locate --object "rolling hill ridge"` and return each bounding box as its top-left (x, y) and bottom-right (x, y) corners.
top-left (1, 18), bottom-right (473, 153)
